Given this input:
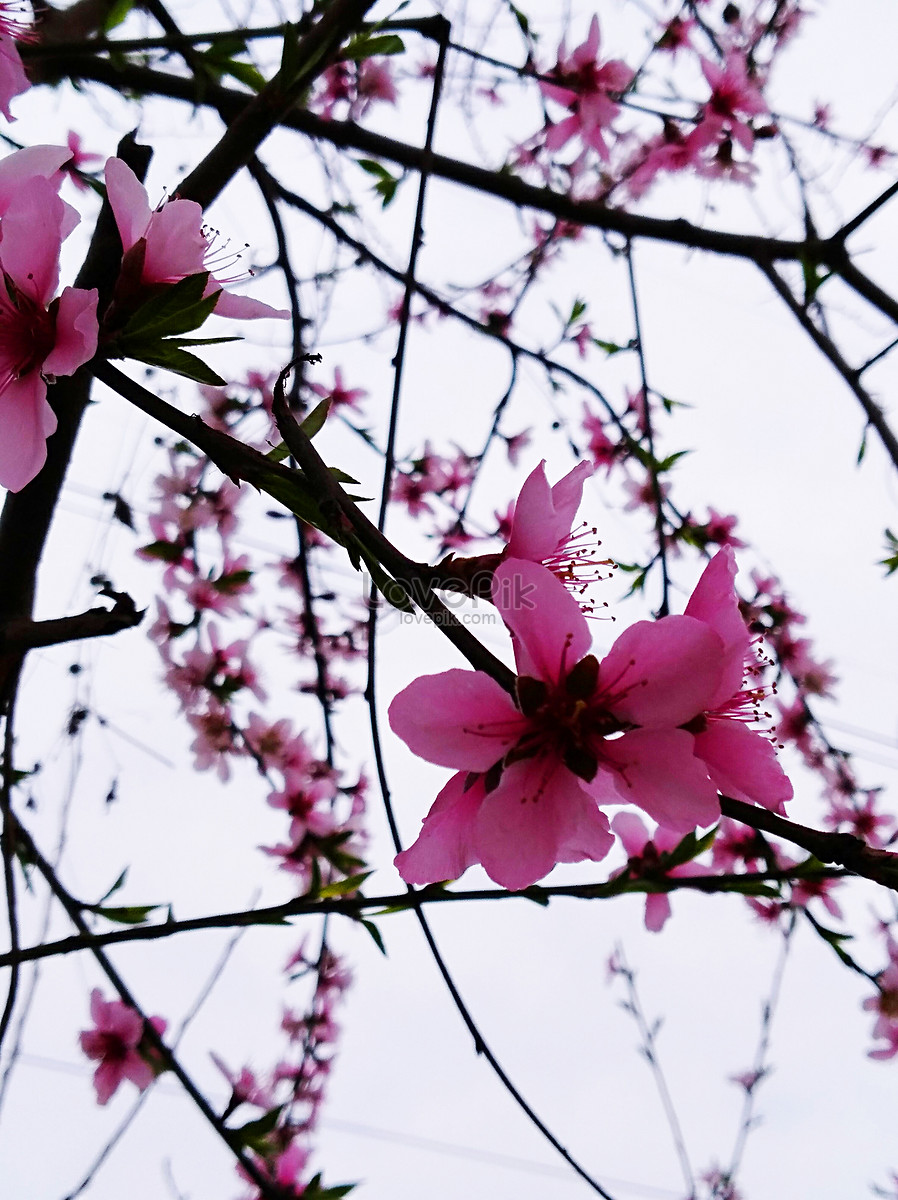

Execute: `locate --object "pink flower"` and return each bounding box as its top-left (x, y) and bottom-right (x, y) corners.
top-left (540, 17), bottom-right (634, 160)
top-left (104, 158), bottom-right (289, 322)
top-left (391, 559), bottom-right (725, 889)
top-left (611, 810), bottom-right (710, 931)
top-left (0, 176), bottom-right (98, 492)
top-left (64, 131), bottom-right (103, 190)
top-left (79, 989), bottom-right (167, 1105)
top-left (682, 548), bottom-right (793, 814)
top-left (308, 366), bottom-right (367, 411)
top-left (0, 3), bottom-right (33, 120)
top-left (690, 52), bottom-right (767, 156)
top-left (506, 460), bottom-right (610, 598)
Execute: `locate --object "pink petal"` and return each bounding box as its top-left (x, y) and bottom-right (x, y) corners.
top-left (611, 810), bottom-right (651, 857)
top-left (122, 1052), bottom-right (155, 1092)
top-left (601, 729), bottom-right (720, 831)
top-left (142, 198), bottom-right (207, 282)
top-left (644, 892), bottom-right (672, 932)
top-left (684, 547), bottom-right (750, 706)
top-left (507, 459), bottom-right (592, 562)
top-left (545, 115), bottom-right (580, 151)
top-left (493, 558), bottom-right (591, 684)
top-left (475, 758), bottom-right (612, 889)
top-left (599, 615), bottom-right (724, 727)
top-left (575, 16), bottom-right (601, 65)
top-left (44, 287), bottom-right (99, 376)
top-left (693, 721), bottom-right (792, 813)
top-left (0, 35), bottom-right (30, 122)
top-left (0, 372), bottom-right (53, 493)
top-left (395, 771), bottom-right (485, 884)
top-left (211, 288), bottom-right (291, 321)
top-left (105, 157), bottom-right (152, 252)
top-left (0, 178), bottom-right (64, 301)
top-left (0, 145), bottom-right (71, 212)
top-left (389, 669), bottom-right (525, 771)
top-left (474, 758), bottom-right (572, 889)
top-left (93, 1060), bottom-right (124, 1105)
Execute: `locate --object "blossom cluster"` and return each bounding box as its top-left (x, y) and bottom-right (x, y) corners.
top-left (79, 989), bottom-right (167, 1105)
top-left (390, 463), bottom-right (792, 890)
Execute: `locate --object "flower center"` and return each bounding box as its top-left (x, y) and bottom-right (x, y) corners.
top-left (0, 274), bottom-right (54, 392)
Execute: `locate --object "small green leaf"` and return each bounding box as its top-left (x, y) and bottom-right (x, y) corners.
top-left (508, 4), bottom-right (532, 36)
top-left (329, 467), bottom-right (362, 486)
top-left (342, 33), bottom-right (405, 61)
top-left (89, 904), bottom-right (160, 925)
top-left (102, 0), bottom-right (136, 32)
top-left (97, 869), bottom-right (128, 905)
top-left (125, 343), bottom-right (227, 386)
top-left (356, 158), bottom-right (402, 207)
top-left (120, 274), bottom-right (219, 341)
top-left (360, 918), bottom-right (386, 955)
top-left (880, 528), bottom-right (898, 576)
top-left (300, 398), bottom-right (331, 439)
top-left (656, 449), bottom-right (690, 473)
top-left (137, 539), bottom-right (184, 563)
top-left (318, 871), bottom-right (372, 898)
top-left (231, 1104), bottom-right (284, 1152)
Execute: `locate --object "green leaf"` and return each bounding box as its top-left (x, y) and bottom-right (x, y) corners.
top-left (163, 336), bottom-right (242, 349)
top-left (318, 871), bottom-right (372, 898)
top-left (568, 297), bottom-right (587, 325)
top-left (89, 904), bottom-right (160, 925)
top-left (342, 33), bottom-right (405, 61)
top-left (330, 467), bottom-right (362, 486)
top-left (656, 449), bottom-right (690, 473)
top-left (231, 1105), bottom-right (284, 1152)
top-left (300, 398), bottom-right (331, 439)
top-left (125, 343), bottom-right (227, 386)
top-left (120, 273), bottom-right (220, 341)
top-left (354, 546), bottom-right (415, 612)
top-left (508, 4), bottom-right (533, 36)
top-left (360, 918), bottom-right (386, 955)
top-left (278, 21), bottom-right (302, 82)
top-left (356, 158), bottom-right (402, 207)
top-left (219, 58), bottom-right (267, 92)
top-left (102, 0), bottom-right (136, 32)
top-left (137, 539), bottom-right (184, 563)
top-left (266, 441), bottom-right (289, 463)
top-left (97, 869), bottom-right (128, 905)
top-left (594, 338), bottom-right (627, 356)
top-left (879, 528), bottom-right (898, 576)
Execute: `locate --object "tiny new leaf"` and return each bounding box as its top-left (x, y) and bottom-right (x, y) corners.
top-left (341, 33), bottom-right (405, 60)
top-left (880, 528), bottom-right (898, 576)
top-left (119, 273), bottom-right (220, 342)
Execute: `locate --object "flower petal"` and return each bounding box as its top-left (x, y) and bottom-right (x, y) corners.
top-left (694, 721), bottom-right (792, 813)
top-left (0, 177), bottom-right (64, 301)
top-left (44, 287), bottom-right (99, 377)
top-left (389, 669), bottom-right (524, 771)
top-left (493, 558), bottom-right (591, 683)
top-left (0, 144), bottom-right (71, 212)
top-left (475, 758), bottom-right (612, 889)
top-left (601, 729), bottom-right (720, 831)
top-left (599, 615), bottom-right (724, 727)
top-left (507, 459), bottom-right (592, 563)
top-left (0, 372), bottom-right (54, 493)
top-left (395, 771), bottom-right (485, 884)
top-left (211, 288), bottom-right (291, 321)
top-left (684, 547), bottom-right (750, 706)
top-left (105, 157), bottom-right (153, 252)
